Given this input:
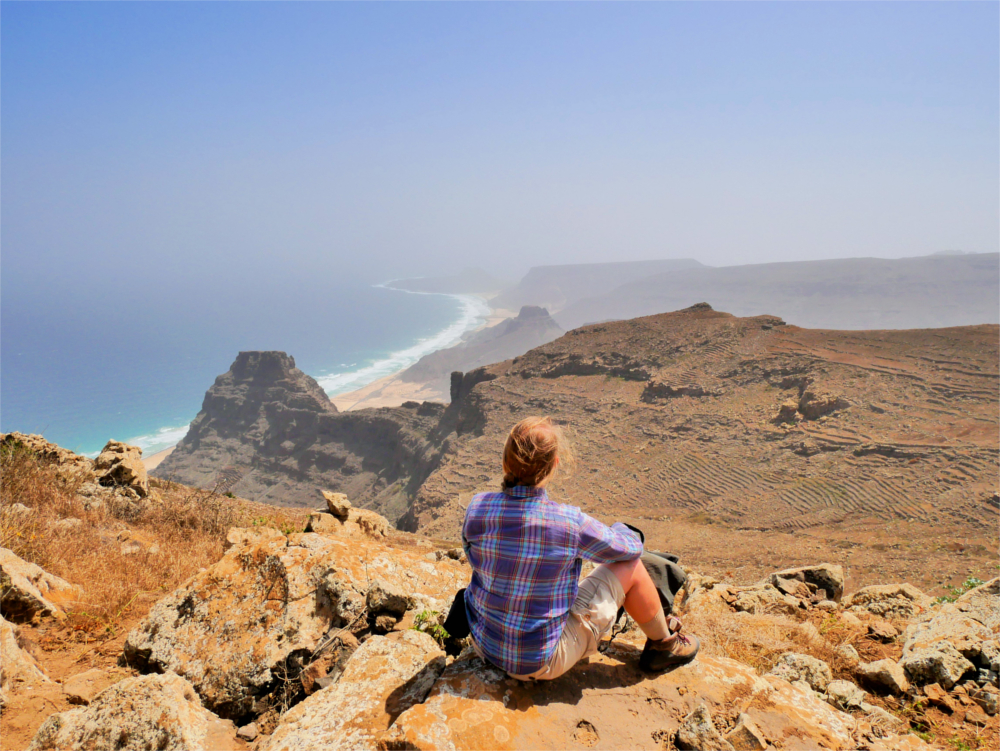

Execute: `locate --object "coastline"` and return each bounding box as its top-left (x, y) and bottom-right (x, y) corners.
top-left (144, 290), bottom-right (513, 460)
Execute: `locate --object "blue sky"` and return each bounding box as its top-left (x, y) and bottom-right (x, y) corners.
top-left (2, 1), bottom-right (997, 299)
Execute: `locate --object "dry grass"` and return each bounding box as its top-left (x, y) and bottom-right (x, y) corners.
top-left (0, 444), bottom-right (306, 630)
top-left (680, 598), bottom-right (870, 679)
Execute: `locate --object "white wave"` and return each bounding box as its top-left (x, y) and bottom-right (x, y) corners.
top-left (127, 423), bottom-right (191, 455)
top-left (316, 288), bottom-right (491, 396)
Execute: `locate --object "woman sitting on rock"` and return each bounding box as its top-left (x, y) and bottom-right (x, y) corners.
top-left (462, 416), bottom-right (699, 680)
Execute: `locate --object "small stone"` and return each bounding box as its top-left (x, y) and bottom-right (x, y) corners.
top-left (868, 620), bottom-right (899, 642)
top-left (923, 683), bottom-right (958, 714)
top-left (62, 668), bottom-right (110, 705)
top-left (51, 518), bottom-right (84, 534)
top-left (676, 703), bottom-right (735, 751)
top-left (725, 712), bottom-right (768, 751)
top-left (826, 680), bottom-right (867, 710)
top-left (237, 723), bottom-right (259, 742)
top-left (837, 644), bottom-right (861, 663)
top-left (840, 612), bottom-right (863, 627)
top-left (860, 702), bottom-right (904, 728)
top-left (963, 706), bottom-right (990, 726)
top-left (373, 614), bottom-right (398, 634)
top-left (978, 668), bottom-right (998, 686)
top-left (817, 600), bottom-right (839, 611)
top-left (321, 490), bottom-right (352, 519)
top-left (769, 652), bottom-right (833, 692)
top-left (969, 686), bottom-right (999, 715)
top-left (367, 581), bottom-right (412, 617)
top-left (857, 659), bottom-right (910, 694)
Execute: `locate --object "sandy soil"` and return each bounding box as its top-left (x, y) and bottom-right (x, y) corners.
top-left (330, 373), bottom-right (449, 411)
top-left (330, 301), bottom-right (518, 411)
top-left (141, 446), bottom-right (174, 471)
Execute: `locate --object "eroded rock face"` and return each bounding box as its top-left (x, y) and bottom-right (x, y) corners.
top-left (0, 547), bottom-right (81, 622)
top-left (27, 672), bottom-right (240, 751)
top-left (264, 631), bottom-right (446, 751)
top-left (381, 646), bottom-right (857, 751)
top-left (122, 530), bottom-right (464, 719)
top-left (1, 614), bottom-right (51, 707)
top-left (94, 440), bottom-right (149, 498)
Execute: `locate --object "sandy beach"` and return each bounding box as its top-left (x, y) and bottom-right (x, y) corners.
top-left (142, 295), bottom-right (515, 457)
top-left (142, 446), bottom-right (175, 471)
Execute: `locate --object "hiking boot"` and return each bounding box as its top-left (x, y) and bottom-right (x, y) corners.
top-left (639, 630), bottom-right (700, 672)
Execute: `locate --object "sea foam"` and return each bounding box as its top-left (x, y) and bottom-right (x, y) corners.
top-left (316, 289), bottom-right (491, 395)
top-left (126, 424), bottom-right (191, 455)
top-left (116, 286), bottom-right (488, 456)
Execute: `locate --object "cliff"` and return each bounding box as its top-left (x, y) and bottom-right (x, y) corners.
top-left (492, 258), bottom-right (704, 313)
top-left (154, 351), bottom-right (451, 521)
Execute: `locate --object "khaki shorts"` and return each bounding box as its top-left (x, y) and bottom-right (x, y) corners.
top-left (472, 564), bottom-right (627, 681)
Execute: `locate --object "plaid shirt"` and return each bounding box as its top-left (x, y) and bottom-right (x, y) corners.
top-left (462, 485), bottom-right (643, 676)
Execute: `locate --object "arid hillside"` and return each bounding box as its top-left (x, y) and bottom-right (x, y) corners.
top-left (156, 305), bottom-right (998, 594)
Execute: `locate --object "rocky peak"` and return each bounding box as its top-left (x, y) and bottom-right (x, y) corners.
top-left (516, 305), bottom-right (550, 319)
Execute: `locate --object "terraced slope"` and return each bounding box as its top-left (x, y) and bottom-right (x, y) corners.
top-left (404, 305), bottom-right (998, 586)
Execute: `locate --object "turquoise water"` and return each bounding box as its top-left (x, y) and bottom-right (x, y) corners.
top-left (0, 279), bottom-right (488, 456)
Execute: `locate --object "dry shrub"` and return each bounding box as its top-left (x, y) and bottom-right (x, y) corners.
top-left (683, 606), bottom-right (802, 673)
top-left (681, 597), bottom-right (868, 679)
top-left (1, 445), bottom-right (303, 629)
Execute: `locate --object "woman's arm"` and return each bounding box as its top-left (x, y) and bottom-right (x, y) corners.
top-left (577, 512), bottom-right (643, 563)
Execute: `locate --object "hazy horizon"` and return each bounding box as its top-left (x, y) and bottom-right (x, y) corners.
top-left (3, 2), bottom-right (998, 310)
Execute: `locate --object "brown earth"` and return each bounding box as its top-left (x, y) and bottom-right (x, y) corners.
top-left (155, 305), bottom-right (998, 596)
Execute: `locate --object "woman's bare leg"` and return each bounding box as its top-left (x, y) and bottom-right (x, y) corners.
top-left (602, 558), bottom-right (661, 623)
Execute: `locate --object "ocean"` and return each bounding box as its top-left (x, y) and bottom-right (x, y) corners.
top-left (0, 280), bottom-right (490, 457)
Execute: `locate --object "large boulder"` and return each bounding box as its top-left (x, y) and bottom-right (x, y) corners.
top-left (381, 645), bottom-right (858, 751)
top-left (122, 531), bottom-right (464, 719)
top-left (264, 631), bottom-right (446, 751)
top-left (845, 584), bottom-right (934, 620)
top-left (1, 614), bottom-right (51, 707)
top-left (900, 578), bottom-right (998, 688)
top-left (0, 548), bottom-right (81, 621)
top-left (27, 672), bottom-right (240, 751)
top-left (900, 643), bottom-right (975, 691)
top-left (0, 432), bottom-right (95, 482)
top-left (93, 440), bottom-right (149, 498)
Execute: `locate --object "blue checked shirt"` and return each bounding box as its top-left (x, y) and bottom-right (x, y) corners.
top-left (462, 485), bottom-right (643, 676)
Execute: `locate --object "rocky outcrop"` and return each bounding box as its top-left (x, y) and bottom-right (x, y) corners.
top-left (93, 440), bottom-right (150, 497)
top-left (122, 528), bottom-right (465, 720)
top-left (264, 631), bottom-right (445, 751)
top-left (0, 433), bottom-right (95, 482)
top-left (1, 614), bottom-right (51, 707)
top-left (0, 548), bottom-right (81, 621)
top-left (154, 351), bottom-right (451, 522)
top-left (28, 673), bottom-right (241, 751)
top-left (381, 648), bottom-right (860, 750)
